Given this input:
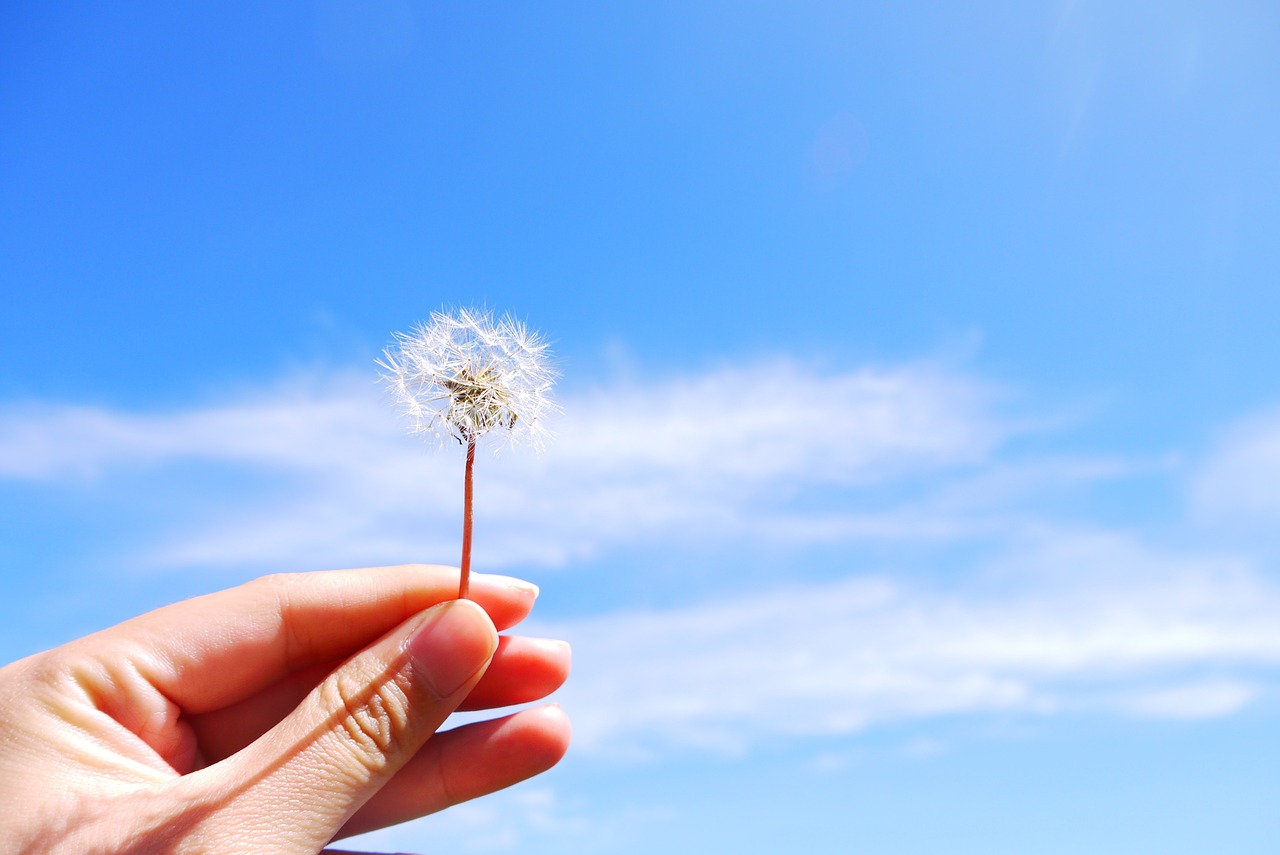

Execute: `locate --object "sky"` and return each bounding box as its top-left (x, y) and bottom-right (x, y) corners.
top-left (3, 1), bottom-right (1280, 852)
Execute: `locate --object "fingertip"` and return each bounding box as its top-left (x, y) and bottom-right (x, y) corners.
top-left (461, 703), bottom-right (573, 773)
top-left (524, 637), bottom-right (572, 673)
top-left (472, 572), bottom-right (540, 600)
top-left (533, 703), bottom-right (573, 764)
top-left (406, 600), bottom-right (499, 700)
top-left (467, 573), bottom-right (541, 631)
top-left (450, 594), bottom-right (500, 630)
top-left (336, 704), bottom-right (574, 837)
top-left (458, 635), bottom-right (570, 711)
top-left (497, 574), bottom-right (540, 600)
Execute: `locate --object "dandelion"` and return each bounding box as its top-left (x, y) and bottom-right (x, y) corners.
top-left (379, 308), bottom-right (556, 598)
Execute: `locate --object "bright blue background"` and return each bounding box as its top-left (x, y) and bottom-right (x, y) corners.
top-left (4, 3), bottom-right (1279, 852)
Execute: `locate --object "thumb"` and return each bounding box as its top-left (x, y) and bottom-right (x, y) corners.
top-left (198, 598), bottom-right (497, 851)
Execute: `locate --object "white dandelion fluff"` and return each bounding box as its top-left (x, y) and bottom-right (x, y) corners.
top-left (379, 307), bottom-right (557, 448)
top-left (379, 307), bottom-right (556, 599)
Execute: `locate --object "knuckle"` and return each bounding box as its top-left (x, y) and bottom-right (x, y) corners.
top-left (247, 572), bottom-right (311, 670)
top-left (320, 668), bottom-right (413, 772)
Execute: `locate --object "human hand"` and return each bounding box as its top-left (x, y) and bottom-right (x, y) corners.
top-left (0, 565), bottom-right (571, 853)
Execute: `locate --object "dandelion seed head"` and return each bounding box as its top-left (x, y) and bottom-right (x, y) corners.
top-left (379, 307), bottom-right (557, 448)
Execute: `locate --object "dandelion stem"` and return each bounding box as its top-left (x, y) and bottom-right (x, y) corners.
top-left (459, 436), bottom-right (476, 599)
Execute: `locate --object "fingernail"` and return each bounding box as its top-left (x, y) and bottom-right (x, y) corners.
top-left (406, 600), bottom-right (497, 699)
top-left (483, 574), bottom-right (540, 599)
top-left (530, 637), bottom-right (572, 659)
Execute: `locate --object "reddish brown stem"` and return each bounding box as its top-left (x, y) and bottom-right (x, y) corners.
top-left (458, 437), bottom-right (476, 599)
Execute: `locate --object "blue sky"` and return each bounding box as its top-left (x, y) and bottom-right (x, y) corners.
top-left (3, 2), bottom-right (1280, 852)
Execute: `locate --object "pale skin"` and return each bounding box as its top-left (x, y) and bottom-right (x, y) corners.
top-left (0, 565), bottom-right (572, 854)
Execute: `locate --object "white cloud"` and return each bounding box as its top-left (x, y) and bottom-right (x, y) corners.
top-left (1115, 680), bottom-right (1261, 721)
top-left (0, 359), bottom-right (1007, 572)
top-left (341, 784), bottom-right (589, 853)
top-left (0, 374), bottom-right (397, 479)
top-left (541, 530), bottom-right (1280, 757)
top-left (1191, 406), bottom-right (1280, 526)
top-left (4, 359), bottom-right (1280, 758)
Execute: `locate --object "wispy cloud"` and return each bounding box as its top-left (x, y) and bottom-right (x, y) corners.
top-left (0, 359), bottom-right (1009, 572)
top-left (343, 784), bottom-right (590, 853)
top-left (545, 529), bottom-right (1280, 757)
top-left (3, 357), bottom-right (1279, 759)
top-left (1115, 680), bottom-right (1261, 721)
top-left (1191, 405), bottom-right (1280, 528)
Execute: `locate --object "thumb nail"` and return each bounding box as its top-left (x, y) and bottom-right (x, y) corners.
top-left (406, 599), bottom-right (497, 699)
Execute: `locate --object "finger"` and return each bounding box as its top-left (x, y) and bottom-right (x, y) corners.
top-left (339, 704), bottom-right (572, 839)
top-left (460, 636), bottom-right (570, 711)
top-left (188, 635), bottom-right (570, 765)
top-left (85, 566), bottom-right (538, 714)
top-left (192, 599), bottom-right (498, 851)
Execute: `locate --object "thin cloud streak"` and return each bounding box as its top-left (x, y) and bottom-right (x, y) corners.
top-left (1115, 680), bottom-right (1260, 721)
top-left (0, 359), bottom-right (1008, 571)
top-left (1191, 405), bottom-right (1280, 527)
top-left (544, 531), bottom-right (1280, 757)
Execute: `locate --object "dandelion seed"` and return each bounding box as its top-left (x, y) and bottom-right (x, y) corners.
top-left (379, 308), bottom-right (556, 598)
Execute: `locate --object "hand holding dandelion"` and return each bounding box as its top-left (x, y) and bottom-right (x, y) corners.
top-left (380, 308), bottom-right (556, 598)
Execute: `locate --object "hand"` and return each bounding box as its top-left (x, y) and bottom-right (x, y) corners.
top-left (0, 565), bottom-right (572, 853)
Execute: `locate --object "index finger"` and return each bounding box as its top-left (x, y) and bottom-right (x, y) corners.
top-left (75, 565), bottom-right (540, 713)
